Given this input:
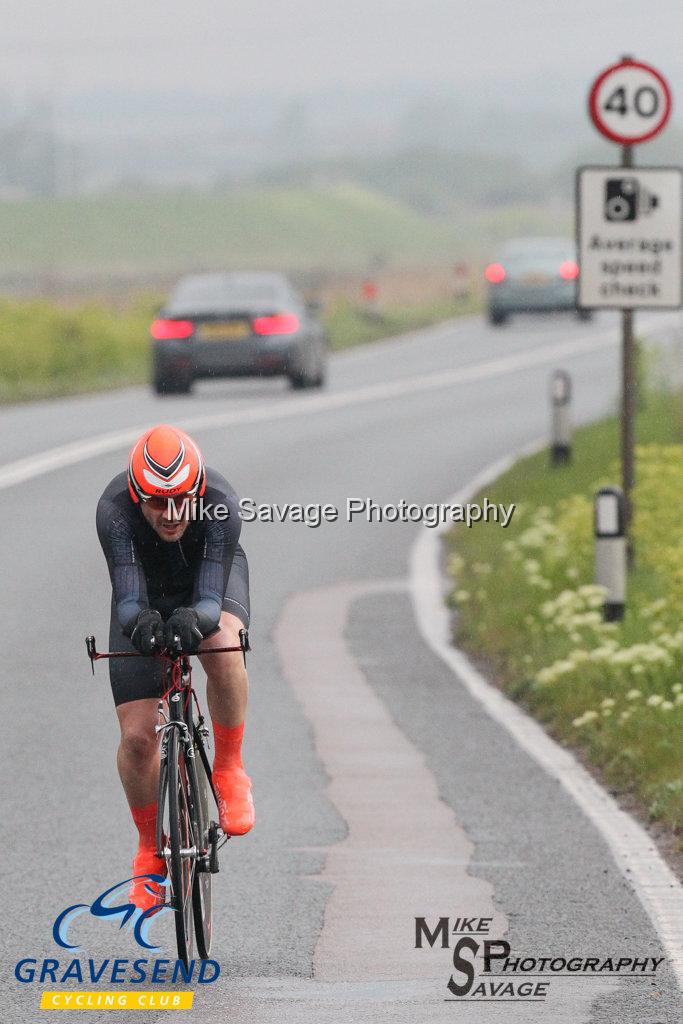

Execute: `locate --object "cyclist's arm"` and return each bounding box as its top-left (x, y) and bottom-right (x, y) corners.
top-left (191, 498), bottom-right (242, 636)
top-left (96, 500), bottom-right (150, 635)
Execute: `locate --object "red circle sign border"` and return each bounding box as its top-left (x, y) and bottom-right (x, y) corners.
top-left (588, 59), bottom-right (672, 145)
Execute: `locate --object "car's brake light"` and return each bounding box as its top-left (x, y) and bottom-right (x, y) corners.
top-left (559, 260), bottom-right (579, 281)
top-left (484, 263), bottom-right (506, 284)
top-left (150, 319), bottom-right (194, 340)
top-left (252, 312), bottom-right (300, 335)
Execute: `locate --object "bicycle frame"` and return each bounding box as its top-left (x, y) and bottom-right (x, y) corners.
top-left (85, 628), bottom-right (250, 964)
top-left (85, 632), bottom-right (249, 838)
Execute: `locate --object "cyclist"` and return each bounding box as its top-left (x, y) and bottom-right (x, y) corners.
top-left (96, 424), bottom-right (254, 911)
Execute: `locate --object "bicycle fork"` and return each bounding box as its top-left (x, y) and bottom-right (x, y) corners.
top-left (155, 695), bottom-right (200, 864)
top-left (193, 715), bottom-right (221, 875)
top-left (155, 695), bottom-right (219, 873)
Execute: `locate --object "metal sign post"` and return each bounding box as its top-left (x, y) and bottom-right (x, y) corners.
top-left (621, 143), bottom-right (635, 547)
top-left (581, 56), bottom-right (678, 561)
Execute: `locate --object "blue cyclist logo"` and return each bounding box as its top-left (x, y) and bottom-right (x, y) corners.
top-left (53, 876), bottom-right (171, 951)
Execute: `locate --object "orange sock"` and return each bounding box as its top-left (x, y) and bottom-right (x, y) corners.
top-left (131, 801), bottom-right (158, 850)
top-left (213, 721), bottom-right (245, 771)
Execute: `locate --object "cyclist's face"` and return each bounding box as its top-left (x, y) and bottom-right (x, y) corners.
top-left (140, 494), bottom-right (194, 541)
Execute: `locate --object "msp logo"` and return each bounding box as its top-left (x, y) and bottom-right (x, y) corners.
top-left (415, 914), bottom-right (665, 1002)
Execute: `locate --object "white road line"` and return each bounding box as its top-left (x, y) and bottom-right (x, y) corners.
top-left (409, 451), bottom-right (683, 992)
top-left (3, 309), bottom-right (681, 493)
top-left (0, 323), bottom-right (624, 492)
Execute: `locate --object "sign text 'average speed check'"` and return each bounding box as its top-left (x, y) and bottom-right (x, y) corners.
top-left (577, 167), bottom-right (682, 309)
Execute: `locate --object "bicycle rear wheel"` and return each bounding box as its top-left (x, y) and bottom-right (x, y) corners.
top-left (191, 726), bottom-right (213, 959)
top-left (164, 727), bottom-right (196, 968)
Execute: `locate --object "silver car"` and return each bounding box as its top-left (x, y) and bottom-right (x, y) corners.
top-left (150, 272), bottom-right (327, 394)
top-left (485, 237), bottom-right (589, 326)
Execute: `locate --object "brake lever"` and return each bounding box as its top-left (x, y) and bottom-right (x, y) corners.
top-left (85, 635), bottom-right (97, 675)
top-left (239, 628), bottom-right (250, 666)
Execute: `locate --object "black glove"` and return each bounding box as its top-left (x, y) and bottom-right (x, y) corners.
top-left (130, 609), bottom-right (164, 655)
top-left (164, 607), bottom-right (203, 654)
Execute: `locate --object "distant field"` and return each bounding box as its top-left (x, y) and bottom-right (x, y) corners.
top-left (0, 182), bottom-right (565, 402)
top-left (0, 184), bottom-right (571, 284)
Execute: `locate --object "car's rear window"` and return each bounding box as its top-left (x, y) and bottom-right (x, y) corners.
top-left (504, 252), bottom-right (573, 274)
top-left (165, 274), bottom-right (293, 315)
top-left (497, 240), bottom-right (574, 274)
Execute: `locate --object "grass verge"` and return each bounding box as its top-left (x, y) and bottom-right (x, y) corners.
top-left (445, 389), bottom-right (683, 844)
top-left (324, 292), bottom-right (479, 351)
top-left (0, 291), bottom-right (479, 403)
top-left (0, 295), bottom-right (157, 403)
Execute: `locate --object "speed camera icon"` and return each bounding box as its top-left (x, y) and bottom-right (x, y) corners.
top-left (604, 177), bottom-right (659, 221)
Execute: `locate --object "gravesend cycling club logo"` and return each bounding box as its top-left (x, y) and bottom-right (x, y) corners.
top-left (415, 915), bottom-right (665, 1003)
top-left (53, 874), bottom-right (171, 951)
top-left (14, 877), bottom-right (220, 993)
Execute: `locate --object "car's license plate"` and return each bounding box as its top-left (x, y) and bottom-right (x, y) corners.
top-left (200, 321), bottom-right (250, 340)
top-left (523, 273), bottom-right (550, 285)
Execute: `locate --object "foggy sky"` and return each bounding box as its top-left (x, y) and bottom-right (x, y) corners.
top-left (4, 0), bottom-right (683, 109)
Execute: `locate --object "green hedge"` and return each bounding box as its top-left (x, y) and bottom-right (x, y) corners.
top-left (446, 391), bottom-right (683, 838)
top-left (0, 297), bottom-right (155, 401)
top-left (0, 292), bottom-right (480, 402)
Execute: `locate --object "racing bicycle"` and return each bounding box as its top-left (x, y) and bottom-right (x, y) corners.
top-left (85, 628), bottom-right (250, 966)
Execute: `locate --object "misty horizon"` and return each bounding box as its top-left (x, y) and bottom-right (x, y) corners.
top-left (1, 2), bottom-right (682, 195)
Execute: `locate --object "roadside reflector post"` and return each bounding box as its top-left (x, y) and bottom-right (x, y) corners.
top-left (550, 370), bottom-right (572, 465)
top-left (361, 280), bottom-right (380, 320)
top-left (453, 262), bottom-right (471, 301)
top-left (594, 486), bottom-right (626, 621)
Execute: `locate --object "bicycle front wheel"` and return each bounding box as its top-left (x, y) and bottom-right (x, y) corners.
top-left (164, 727), bottom-right (196, 968)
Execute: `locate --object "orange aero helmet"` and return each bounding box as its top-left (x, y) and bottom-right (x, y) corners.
top-left (128, 425), bottom-right (206, 504)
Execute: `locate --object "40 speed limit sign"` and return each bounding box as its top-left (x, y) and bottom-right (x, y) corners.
top-left (589, 58), bottom-right (672, 145)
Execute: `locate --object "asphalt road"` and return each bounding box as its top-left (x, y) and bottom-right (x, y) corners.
top-left (1, 310), bottom-right (682, 1022)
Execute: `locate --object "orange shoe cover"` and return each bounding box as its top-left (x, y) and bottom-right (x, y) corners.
top-left (212, 721), bottom-right (255, 836)
top-left (129, 802), bottom-right (166, 911)
top-left (213, 766), bottom-right (255, 835)
top-left (129, 846), bottom-right (167, 912)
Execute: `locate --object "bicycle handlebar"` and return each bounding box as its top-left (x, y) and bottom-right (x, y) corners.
top-left (85, 630), bottom-right (249, 674)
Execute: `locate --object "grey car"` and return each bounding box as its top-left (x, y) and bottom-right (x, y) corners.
top-left (485, 237), bottom-right (589, 326)
top-left (150, 272), bottom-right (327, 394)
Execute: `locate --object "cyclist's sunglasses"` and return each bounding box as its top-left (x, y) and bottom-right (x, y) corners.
top-left (143, 493), bottom-right (195, 512)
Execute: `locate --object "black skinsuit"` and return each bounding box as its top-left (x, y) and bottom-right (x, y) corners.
top-left (96, 467), bottom-right (249, 705)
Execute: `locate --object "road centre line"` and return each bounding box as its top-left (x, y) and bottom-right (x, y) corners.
top-left (0, 323), bottom-right (625, 492)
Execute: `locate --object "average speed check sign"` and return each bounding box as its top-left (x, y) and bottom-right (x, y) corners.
top-left (577, 167), bottom-right (683, 309)
top-left (589, 58), bottom-right (672, 144)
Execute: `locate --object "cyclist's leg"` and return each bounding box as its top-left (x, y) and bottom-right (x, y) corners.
top-left (116, 699), bottom-right (160, 807)
top-left (199, 611), bottom-right (248, 725)
top-left (109, 601), bottom-right (165, 803)
top-left (198, 543), bottom-right (250, 728)
top-left (197, 547), bottom-right (254, 835)
top-left (109, 603), bottom-right (166, 905)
